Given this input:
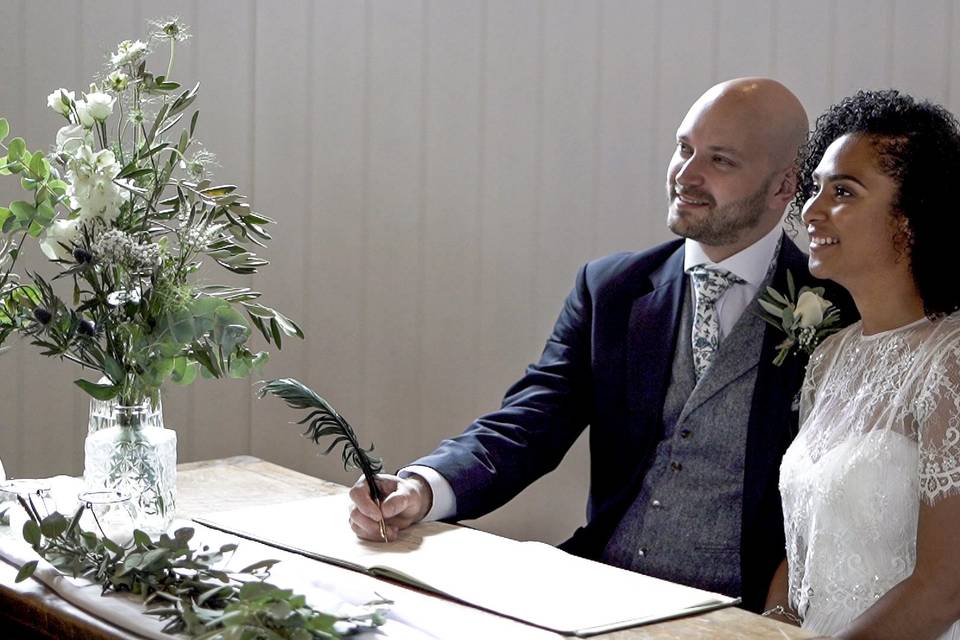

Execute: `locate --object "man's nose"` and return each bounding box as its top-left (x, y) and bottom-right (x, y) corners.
top-left (674, 156), bottom-right (703, 186)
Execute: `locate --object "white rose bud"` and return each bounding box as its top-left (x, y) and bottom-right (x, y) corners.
top-left (75, 100), bottom-right (94, 128)
top-left (83, 92), bottom-right (115, 122)
top-left (794, 290), bottom-right (833, 328)
top-left (55, 125), bottom-right (90, 156)
top-left (46, 88), bottom-right (75, 116)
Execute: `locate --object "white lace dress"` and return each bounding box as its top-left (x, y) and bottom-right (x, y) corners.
top-left (780, 312), bottom-right (960, 637)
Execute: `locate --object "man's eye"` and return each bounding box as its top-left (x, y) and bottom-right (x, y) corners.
top-left (677, 142), bottom-right (692, 156)
top-left (713, 155), bottom-right (733, 166)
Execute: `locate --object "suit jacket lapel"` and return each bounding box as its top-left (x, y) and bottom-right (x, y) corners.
top-left (741, 237), bottom-right (810, 521)
top-left (680, 287), bottom-right (767, 419)
top-left (625, 245), bottom-right (686, 448)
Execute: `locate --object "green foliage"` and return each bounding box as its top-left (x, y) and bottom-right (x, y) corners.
top-left (13, 497), bottom-right (387, 638)
top-left (0, 18), bottom-right (302, 405)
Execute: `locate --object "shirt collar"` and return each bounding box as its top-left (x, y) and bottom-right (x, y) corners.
top-left (683, 223), bottom-right (783, 287)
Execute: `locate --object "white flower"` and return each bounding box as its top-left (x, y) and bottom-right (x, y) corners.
top-left (39, 219), bottom-right (81, 262)
top-left (82, 92), bottom-right (115, 122)
top-left (75, 100), bottom-right (94, 128)
top-left (55, 125), bottom-right (91, 156)
top-left (67, 146), bottom-right (127, 225)
top-left (110, 40), bottom-right (148, 67)
top-left (46, 89), bottom-right (75, 116)
top-left (794, 290), bottom-right (833, 328)
top-left (107, 70), bottom-right (129, 92)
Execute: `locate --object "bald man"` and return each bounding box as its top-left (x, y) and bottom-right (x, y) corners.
top-left (349, 78), bottom-right (853, 611)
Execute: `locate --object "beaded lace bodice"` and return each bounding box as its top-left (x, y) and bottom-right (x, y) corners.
top-left (780, 312), bottom-right (960, 636)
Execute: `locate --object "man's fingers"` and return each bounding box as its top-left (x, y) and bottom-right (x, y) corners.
top-left (380, 491), bottom-right (411, 519)
top-left (349, 509), bottom-right (399, 542)
top-left (348, 483), bottom-right (383, 520)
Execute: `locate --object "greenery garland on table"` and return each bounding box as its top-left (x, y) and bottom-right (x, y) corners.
top-left (13, 496), bottom-right (386, 639)
top-left (7, 376), bottom-right (395, 638)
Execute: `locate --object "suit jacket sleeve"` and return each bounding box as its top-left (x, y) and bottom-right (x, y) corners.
top-left (411, 263), bottom-right (596, 520)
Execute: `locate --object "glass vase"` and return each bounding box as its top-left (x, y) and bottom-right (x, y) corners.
top-left (83, 400), bottom-right (177, 534)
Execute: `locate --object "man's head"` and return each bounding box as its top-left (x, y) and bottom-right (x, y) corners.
top-left (665, 78), bottom-right (808, 262)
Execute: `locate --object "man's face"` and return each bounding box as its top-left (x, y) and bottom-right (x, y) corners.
top-left (665, 96), bottom-right (779, 248)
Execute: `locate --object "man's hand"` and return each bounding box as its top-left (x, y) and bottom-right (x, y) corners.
top-left (348, 473), bottom-right (433, 542)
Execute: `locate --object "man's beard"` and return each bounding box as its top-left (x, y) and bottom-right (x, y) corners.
top-left (666, 175), bottom-right (773, 246)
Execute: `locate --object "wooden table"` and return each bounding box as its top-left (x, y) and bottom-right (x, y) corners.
top-left (0, 456), bottom-right (812, 639)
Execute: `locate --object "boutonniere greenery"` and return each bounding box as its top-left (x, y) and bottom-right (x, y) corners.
top-left (758, 271), bottom-right (842, 366)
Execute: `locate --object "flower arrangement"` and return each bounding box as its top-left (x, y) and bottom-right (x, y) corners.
top-left (0, 17), bottom-right (301, 408)
top-left (758, 271), bottom-right (842, 366)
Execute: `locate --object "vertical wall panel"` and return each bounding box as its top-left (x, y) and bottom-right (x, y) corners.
top-left (249, 0), bottom-right (311, 470)
top-left (416, 0), bottom-right (484, 469)
top-left (951, 2), bottom-right (960, 113)
top-left (891, 0), bottom-right (951, 102)
top-left (833, 0), bottom-right (894, 95)
top-left (18, 0), bottom-right (84, 478)
top-left (774, 0), bottom-right (834, 121)
top-left (476, 0), bottom-right (542, 417)
top-left (361, 0), bottom-right (425, 466)
top-left (183, 0), bottom-right (257, 463)
top-left (304, 1), bottom-right (369, 483)
top-left (715, 0), bottom-right (774, 79)
top-left (594, 0), bottom-right (660, 256)
top-left (655, 2), bottom-right (716, 197)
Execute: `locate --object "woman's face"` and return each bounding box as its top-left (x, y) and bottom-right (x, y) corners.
top-left (801, 133), bottom-right (906, 289)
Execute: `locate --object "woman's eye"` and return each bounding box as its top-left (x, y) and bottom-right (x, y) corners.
top-left (833, 185), bottom-right (852, 197)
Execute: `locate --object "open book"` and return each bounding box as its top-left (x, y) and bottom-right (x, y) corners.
top-left (196, 494), bottom-right (737, 636)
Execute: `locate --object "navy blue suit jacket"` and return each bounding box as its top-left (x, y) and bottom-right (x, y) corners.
top-left (413, 235), bottom-right (853, 611)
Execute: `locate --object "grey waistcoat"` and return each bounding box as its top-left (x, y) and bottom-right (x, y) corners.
top-left (600, 283), bottom-right (766, 597)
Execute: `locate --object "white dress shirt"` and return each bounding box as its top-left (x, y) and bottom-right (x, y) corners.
top-left (683, 223), bottom-right (782, 342)
top-left (405, 224), bottom-right (785, 522)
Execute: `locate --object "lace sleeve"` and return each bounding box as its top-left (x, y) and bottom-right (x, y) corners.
top-left (915, 323), bottom-right (960, 504)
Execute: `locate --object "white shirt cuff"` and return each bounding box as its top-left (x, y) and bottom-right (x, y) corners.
top-left (399, 465), bottom-right (457, 521)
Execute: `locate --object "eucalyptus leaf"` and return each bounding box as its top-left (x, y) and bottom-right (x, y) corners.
top-left (0, 117), bottom-right (8, 142)
top-left (15, 560), bottom-right (37, 583)
top-left (40, 512), bottom-right (68, 538)
top-left (23, 520), bottom-right (41, 546)
top-left (7, 137), bottom-right (25, 163)
top-left (74, 379), bottom-right (120, 401)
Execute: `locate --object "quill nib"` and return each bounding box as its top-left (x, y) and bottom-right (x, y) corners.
top-left (378, 507), bottom-right (389, 543)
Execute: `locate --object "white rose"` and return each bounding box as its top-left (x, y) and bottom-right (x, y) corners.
top-left (40, 219), bottom-right (81, 262)
top-left (46, 88), bottom-right (74, 116)
top-left (55, 125), bottom-right (90, 156)
top-left (794, 290), bottom-right (832, 328)
top-left (83, 92), bottom-right (115, 122)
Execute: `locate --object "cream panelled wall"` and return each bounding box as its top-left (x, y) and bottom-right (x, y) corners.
top-left (1, 0), bottom-right (958, 544)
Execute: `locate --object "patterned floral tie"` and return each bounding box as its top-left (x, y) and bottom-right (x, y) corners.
top-left (689, 265), bottom-right (746, 381)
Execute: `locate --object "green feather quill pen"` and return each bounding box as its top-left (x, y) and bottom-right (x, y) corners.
top-left (257, 378), bottom-right (388, 541)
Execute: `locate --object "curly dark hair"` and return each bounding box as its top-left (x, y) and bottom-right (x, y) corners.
top-left (794, 89), bottom-right (960, 316)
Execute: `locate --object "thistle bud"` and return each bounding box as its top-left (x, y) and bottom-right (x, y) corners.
top-left (33, 308), bottom-right (52, 325)
top-left (77, 318), bottom-right (96, 336)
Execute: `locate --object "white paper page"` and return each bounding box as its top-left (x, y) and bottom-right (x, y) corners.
top-left (202, 494), bottom-right (736, 634)
top-left (0, 499), bottom-right (559, 639)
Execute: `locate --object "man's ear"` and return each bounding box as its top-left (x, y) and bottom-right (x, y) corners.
top-left (771, 166), bottom-right (797, 206)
